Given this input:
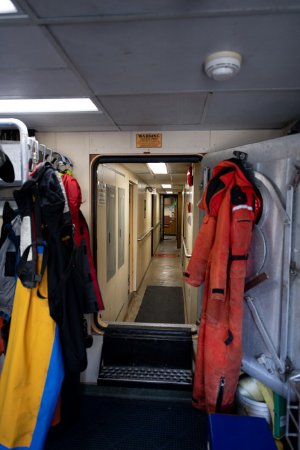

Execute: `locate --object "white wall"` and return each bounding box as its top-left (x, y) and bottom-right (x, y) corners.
top-left (36, 129), bottom-right (282, 226)
top-left (182, 162), bottom-right (202, 324)
top-left (136, 182), bottom-right (153, 289)
top-left (96, 163), bottom-right (137, 321)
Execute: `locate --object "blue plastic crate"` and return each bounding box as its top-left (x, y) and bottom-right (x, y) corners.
top-left (209, 414), bottom-right (277, 450)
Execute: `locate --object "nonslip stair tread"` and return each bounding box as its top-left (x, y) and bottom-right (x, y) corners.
top-left (98, 324), bottom-right (194, 389)
top-left (98, 366), bottom-right (193, 384)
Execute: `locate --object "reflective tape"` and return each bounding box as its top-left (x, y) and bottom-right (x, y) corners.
top-left (232, 204), bottom-right (253, 212)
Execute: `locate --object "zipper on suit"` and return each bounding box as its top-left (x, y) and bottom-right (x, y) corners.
top-left (215, 376), bottom-right (225, 412)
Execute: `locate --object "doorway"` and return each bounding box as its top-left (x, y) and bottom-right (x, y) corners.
top-left (163, 194), bottom-right (177, 238)
top-left (91, 155), bottom-right (202, 325)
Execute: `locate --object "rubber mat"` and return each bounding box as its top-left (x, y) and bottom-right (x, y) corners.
top-left (135, 286), bottom-right (185, 324)
top-left (45, 395), bottom-right (208, 450)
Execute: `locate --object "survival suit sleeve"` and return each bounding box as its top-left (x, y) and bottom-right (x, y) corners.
top-left (209, 188), bottom-right (231, 301)
top-left (184, 215), bottom-right (216, 287)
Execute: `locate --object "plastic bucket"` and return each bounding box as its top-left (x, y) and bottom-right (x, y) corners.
top-left (236, 390), bottom-right (271, 424)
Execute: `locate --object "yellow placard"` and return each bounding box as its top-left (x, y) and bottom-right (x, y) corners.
top-left (136, 133), bottom-right (162, 148)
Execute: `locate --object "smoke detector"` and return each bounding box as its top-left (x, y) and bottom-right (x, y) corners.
top-left (204, 51), bottom-right (242, 81)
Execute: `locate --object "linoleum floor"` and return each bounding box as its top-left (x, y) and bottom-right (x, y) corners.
top-left (125, 237), bottom-right (184, 323)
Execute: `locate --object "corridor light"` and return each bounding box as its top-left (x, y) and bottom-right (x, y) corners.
top-left (166, 191), bottom-right (173, 194)
top-left (147, 163), bottom-right (168, 174)
top-left (0, 98), bottom-right (99, 113)
top-left (0, 0), bottom-right (17, 14)
top-left (161, 184), bottom-right (171, 189)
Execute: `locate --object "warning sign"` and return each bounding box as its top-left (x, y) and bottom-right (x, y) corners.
top-left (136, 133), bottom-right (162, 148)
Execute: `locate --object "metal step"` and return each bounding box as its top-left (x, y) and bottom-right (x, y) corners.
top-left (99, 366), bottom-right (193, 386)
top-left (97, 324), bottom-right (194, 389)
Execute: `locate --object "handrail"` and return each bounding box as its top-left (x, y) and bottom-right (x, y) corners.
top-left (137, 227), bottom-right (154, 241)
top-left (182, 236), bottom-right (192, 258)
top-left (153, 221), bottom-right (160, 230)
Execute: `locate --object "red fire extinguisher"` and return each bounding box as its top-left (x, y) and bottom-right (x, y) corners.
top-left (187, 166), bottom-right (193, 186)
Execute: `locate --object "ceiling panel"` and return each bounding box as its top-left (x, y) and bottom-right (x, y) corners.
top-left (121, 161), bottom-right (190, 192)
top-left (121, 163), bottom-right (149, 174)
top-left (205, 91), bottom-right (300, 129)
top-left (0, 25), bottom-right (67, 69)
top-left (0, 112), bottom-right (118, 132)
top-left (27, 0), bottom-right (300, 19)
top-left (118, 124), bottom-right (209, 131)
top-left (98, 93), bottom-right (207, 127)
top-left (0, 69), bottom-right (89, 97)
top-left (167, 163), bottom-right (190, 173)
top-left (49, 14), bottom-right (300, 96)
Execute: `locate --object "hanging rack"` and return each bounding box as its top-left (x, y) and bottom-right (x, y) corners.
top-left (0, 118), bottom-right (29, 185)
top-left (0, 118), bottom-right (73, 183)
top-left (0, 119), bottom-right (73, 204)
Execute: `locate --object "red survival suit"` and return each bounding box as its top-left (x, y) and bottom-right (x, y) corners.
top-left (185, 158), bottom-right (262, 413)
top-left (62, 173), bottom-right (104, 311)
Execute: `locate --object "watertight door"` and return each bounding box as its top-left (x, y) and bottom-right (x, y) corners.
top-left (199, 133), bottom-right (300, 398)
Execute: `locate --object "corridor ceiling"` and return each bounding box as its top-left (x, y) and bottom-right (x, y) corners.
top-left (121, 162), bottom-right (192, 193)
top-left (0, 1), bottom-right (300, 132)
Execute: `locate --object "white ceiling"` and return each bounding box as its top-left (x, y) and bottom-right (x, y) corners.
top-left (121, 162), bottom-right (192, 193)
top-left (0, 1), bottom-right (299, 132)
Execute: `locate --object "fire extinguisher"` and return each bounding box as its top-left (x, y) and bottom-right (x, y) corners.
top-left (187, 166), bottom-right (193, 186)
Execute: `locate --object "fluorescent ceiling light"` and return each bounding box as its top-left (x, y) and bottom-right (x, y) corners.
top-left (0, 0), bottom-right (17, 14)
top-left (166, 191), bottom-right (173, 194)
top-left (147, 163), bottom-right (168, 175)
top-left (0, 98), bottom-right (98, 113)
top-left (161, 184), bottom-right (171, 189)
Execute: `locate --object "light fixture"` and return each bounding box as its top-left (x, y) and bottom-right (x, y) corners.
top-left (204, 51), bottom-right (242, 81)
top-left (0, 98), bottom-right (99, 113)
top-left (166, 191), bottom-right (173, 194)
top-left (161, 184), bottom-right (171, 189)
top-left (0, 0), bottom-right (17, 14)
top-left (147, 163), bottom-right (168, 175)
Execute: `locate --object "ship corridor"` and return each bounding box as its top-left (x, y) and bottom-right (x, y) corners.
top-left (91, 156), bottom-right (201, 328)
top-left (46, 157), bottom-right (207, 449)
top-left (125, 237), bottom-right (184, 324)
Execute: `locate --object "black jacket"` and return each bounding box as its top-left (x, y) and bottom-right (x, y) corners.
top-left (14, 162), bottom-right (87, 373)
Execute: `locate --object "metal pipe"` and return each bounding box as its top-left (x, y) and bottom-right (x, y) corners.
top-left (279, 185), bottom-right (294, 368)
top-left (245, 295), bottom-right (285, 374)
top-left (253, 170), bottom-right (294, 371)
top-left (286, 373), bottom-right (300, 449)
